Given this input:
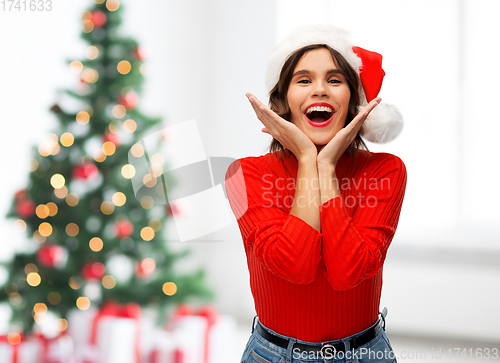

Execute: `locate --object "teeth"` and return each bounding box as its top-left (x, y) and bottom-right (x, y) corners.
top-left (306, 106), bottom-right (333, 114)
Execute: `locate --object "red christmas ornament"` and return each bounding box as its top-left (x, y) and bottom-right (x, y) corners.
top-left (15, 199), bottom-right (36, 219)
top-left (115, 219), bottom-right (134, 239)
top-left (37, 244), bottom-right (65, 269)
top-left (91, 10), bottom-right (107, 28)
top-left (50, 104), bottom-right (62, 113)
top-left (117, 91), bottom-right (139, 110)
top-left (81, 262), bottom-right (106, 281)
top-left (174, 304), bottom-right (193, 317)
top-left (102, 132), bottom-right (120, 147)
top-left (134, 258), bottom-right (155, 279)
top-left (167, 203), bottom-right (181, 216)
top-left (71, 163), bottom-right (98, 180)
top-left (14, 189), bottom-right (28, 201)
top-left (131, 47), bottom-right (144, 61)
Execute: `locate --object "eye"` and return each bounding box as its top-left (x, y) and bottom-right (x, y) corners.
top-left (328, 79), bottom-right (342, 84)
top-left (297, 79), bottom-right (311, 84)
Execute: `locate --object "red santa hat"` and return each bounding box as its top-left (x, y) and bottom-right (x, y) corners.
top-left (265, 24), bottom-right (403, 144)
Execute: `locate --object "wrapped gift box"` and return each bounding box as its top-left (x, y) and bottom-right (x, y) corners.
top-left (67, 301), bottom-right (142, 363)
top-left (167, 306), bottom-right (237, 363)
top-left (0, 337), bottom-right (41, 363)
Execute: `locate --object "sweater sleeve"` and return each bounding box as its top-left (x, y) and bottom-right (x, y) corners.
top-left (320, 154), bottom-right (407, 291)
top-left (225, 157), bottom-right (322, 284)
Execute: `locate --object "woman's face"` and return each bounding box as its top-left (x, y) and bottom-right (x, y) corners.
top-left (286, 48), bottom-right (351, 147)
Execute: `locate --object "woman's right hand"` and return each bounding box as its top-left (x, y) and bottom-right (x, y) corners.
top-left (246, 93), bottom-right (317, 161)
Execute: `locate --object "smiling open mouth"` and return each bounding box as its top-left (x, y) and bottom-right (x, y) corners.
top-left (305, 105), bottom-right (334, 127)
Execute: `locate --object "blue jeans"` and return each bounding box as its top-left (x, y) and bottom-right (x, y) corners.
top-left (240, 311), bottom-right (397, 363)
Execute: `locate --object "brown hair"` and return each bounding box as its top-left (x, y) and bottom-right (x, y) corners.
top-left (268, 44), bottom-right (367, 161)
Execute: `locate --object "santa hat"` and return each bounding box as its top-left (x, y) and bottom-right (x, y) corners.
top-left (265, 24), bottom-right (403, 143)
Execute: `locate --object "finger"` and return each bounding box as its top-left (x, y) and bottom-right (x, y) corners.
top-left (361, 97), bottom-right (381, 116)
top-left (247, 93), bottom-right (275, 125)
top-left (345, 97), bottom-right (381, 132)
top-left (261, 128), bottom-right (270, 134)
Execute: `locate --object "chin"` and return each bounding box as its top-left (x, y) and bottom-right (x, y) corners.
top-left (308, 132), bottom-right (335, 147)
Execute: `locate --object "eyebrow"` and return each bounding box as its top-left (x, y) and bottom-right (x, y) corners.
top-left (292, 69), bottom-right (344, 77)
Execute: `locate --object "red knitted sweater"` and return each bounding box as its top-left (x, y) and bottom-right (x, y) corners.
top-left (225, 150), bottom-right (407, 342)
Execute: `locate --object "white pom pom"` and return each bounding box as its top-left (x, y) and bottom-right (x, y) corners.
top-left (361, 103), bottom-right (403, 143)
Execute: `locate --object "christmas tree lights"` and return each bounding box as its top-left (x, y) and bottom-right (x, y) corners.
top-left (2, 0), bottom-right (211, 334)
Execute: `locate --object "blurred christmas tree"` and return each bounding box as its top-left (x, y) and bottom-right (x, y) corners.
top-left (1, 0), bottom-right (211, 333)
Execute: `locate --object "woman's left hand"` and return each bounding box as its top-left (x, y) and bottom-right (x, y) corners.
top-left (317, 98), bottom-right (381, 169)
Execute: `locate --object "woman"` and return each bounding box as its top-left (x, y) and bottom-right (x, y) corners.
top-left (225, 24), bottom-right (406, 363)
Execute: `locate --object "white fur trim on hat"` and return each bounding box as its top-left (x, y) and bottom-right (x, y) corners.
top-left (265, 24), bottom-right (361, 93)
top-left (265, 24), bottom-right (403, 144)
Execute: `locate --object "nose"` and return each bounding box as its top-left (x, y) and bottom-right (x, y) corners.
top-left (312, 80), bottom-right (329, 97)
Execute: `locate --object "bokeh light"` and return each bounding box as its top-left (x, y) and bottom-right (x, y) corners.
top-left (58, 319), bottom-right (68, 331)
top-left (33, 302), bottom-right (48, 315)
top-left (162, 282), bottom-right (177, 296)
top-left (86, 45), bottom-right (99, 60)
top-left (106, 0), bottom-right (120, 11)
top-left (50, 174), bottom-right (65, 189)
top-left (76, 297), bottom-right (91, 310)
top-left (100, 201), bottom-right (115, 215)
top-left (151, 153), bottom-right (165, 166)
top-left (60, 132), bottom-right (75, 147)
top-left (46, 202), bottom-right (58, 216)
top-left (7, 333), bottom-right (22, 345)
top-left (36, 204), bottom-right (50, 219)
top-left (102, 275), bottom-right (116, 289)
top-left (13, 219), bottom-right (27, 233)
top-left (82, 68), bottom-right (99, 83)
top-left (66, 223), bottom-right (80, 237)
top-left (143, 173), bottom-right (157, 188)
top-left (66, 193), bottom-right (80, 207)
top-left (140, 226), bottom-right (155, 241)
top-left (24, 264), bottom-right (38, 274)
top-left (69, 61), bottom-right (83, 74)
top-left (82, 19), bottom-right (94, 33)
top-left (140, 196), bottom-right (154, 209)
top-left (121, 164), bottom-right (136, 179)
top-left (102, 141), bottom-right (116, 156)
top-left (54, 186), bottom-right (68, 199)
top-left (48, 292), bottom-right (62, 305)
top-left (38, 222), bottom-right (53, 237)
top-left (30, 158), bottom-right (39, 172)
top-left (112, 192), bottom-right (126, 206)
top-left (27, 272), bottom-right (41, 287)
top-left (76, 111), bottom-right (90, 125)
top-left (33, 231), bottom-right (46, 244)
top-left (89, 237), bottom-right (103, 252)
top-left (93, 149), bottom-right (107, 163)
top-left (69, 276), bottom-right (82, 290)
top-left (123, 119), bottom-right (137, 133)
top-left (117, 60), bottom-right (131, 74)
top-left (112, 105), bottom-right (126, 119)
top-left (130, 143), bottom-right (144, 158)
